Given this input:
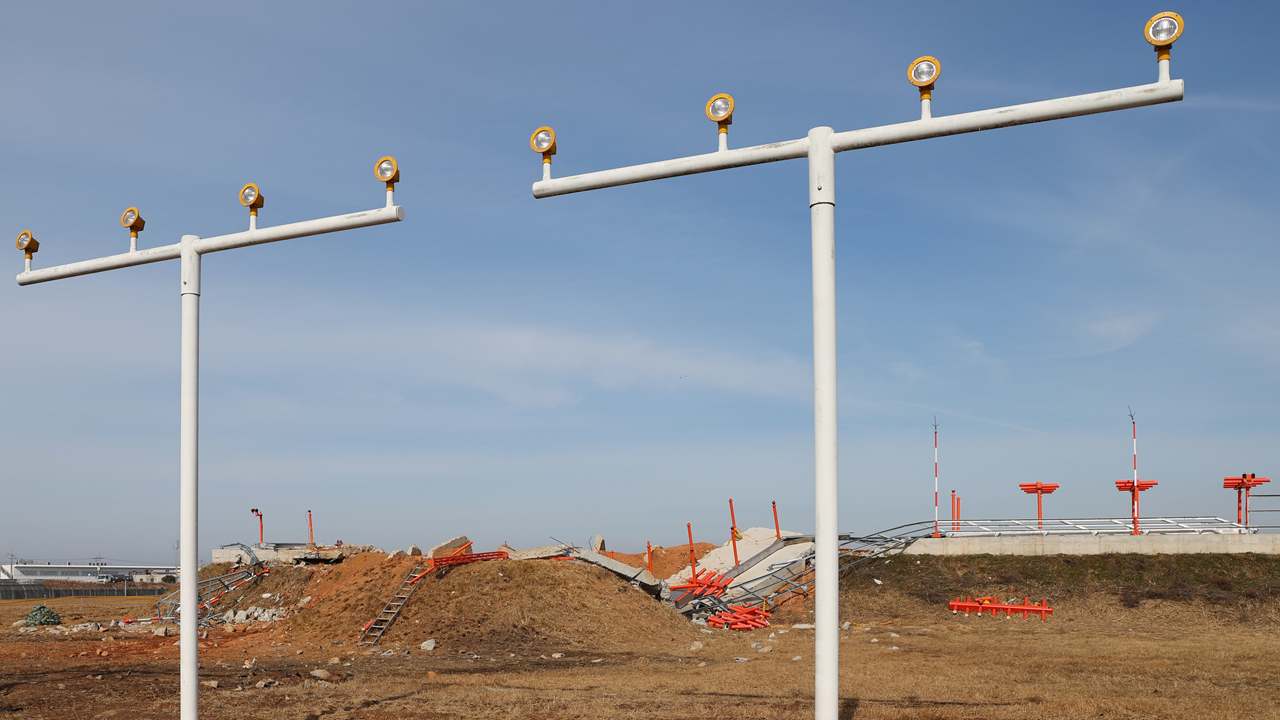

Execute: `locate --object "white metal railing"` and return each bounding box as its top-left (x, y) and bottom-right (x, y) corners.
top-left (937, 517), bottom-right (1252, 537)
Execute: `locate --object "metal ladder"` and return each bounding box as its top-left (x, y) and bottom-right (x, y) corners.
top-left (357, 565), bottom-right (422, 646)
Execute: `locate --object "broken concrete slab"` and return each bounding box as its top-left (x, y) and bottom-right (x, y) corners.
top-left (425, 536), bottom-right (471, 559)
top-left (666, 527), bottom-right (802, 585)
top-left (590, 535), bottom-right (606, 553)
top-left (407, 545), bottom-right (422, 556)
top-left (386, 549), bottom-right (408, 559)
top-left (508, 544), bottom-right (569, 561)
top-left (569, 547), bottom-right (667, 599)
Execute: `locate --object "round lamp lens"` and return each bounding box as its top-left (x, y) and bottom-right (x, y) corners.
top-left (912, 61), bottom-right (937, 84)
top-left (241, 186), bottom-right (257, 205)
top-left (533, 130), bottom-right (553, 150)
top-left (709, 97), bottom-right (731, 118)
top-left (377, 159), bottom-right (396, 180)
top-left (17, 232), bottom-right (29, 249)
top-left (1150, 16), bottom-right (1178, 42)
top-left (123, 209), bottom-right (137, 225)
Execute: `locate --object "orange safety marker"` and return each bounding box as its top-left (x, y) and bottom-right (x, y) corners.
top-left (728, 498), bottom-right (741, 567)
top-left (707, 605), bottom-right (772, 630)
top-left (772, 501), bottom-right (781, 540)
top-left (687, 523), bottom-right (697, 578)
top-left (1019, 482), bottom-right (1060, 530)
top-left (948, 596), bottom-right (1053, 621)
top-left (670, 568), bottom-right (733, 602)
top-left (1224, 474), bottom-right (1271, 526)
top-left (407, 543), bottom-right (504, 584)
top-left (646, 541), bottom-right (653, 574)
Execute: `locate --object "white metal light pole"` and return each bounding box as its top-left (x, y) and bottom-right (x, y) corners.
top-left (529, 15), bottom-right (1186, 720)
top-left (14, 157), bottom-right (405, 720)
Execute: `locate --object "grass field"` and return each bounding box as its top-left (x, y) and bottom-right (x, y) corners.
top-left (2, 553), bottom-right (1277, 719)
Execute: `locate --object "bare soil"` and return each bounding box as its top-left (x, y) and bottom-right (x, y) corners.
top-left (3, 553), bottom-right (1278, 719)
top-left (607, 542), bottom-right (719, 580)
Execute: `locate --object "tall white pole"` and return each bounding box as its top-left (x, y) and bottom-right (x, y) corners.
top-left (808, 126), bottom-right (839, 720)
top-left (1132, 411), bottom-right (1139, 533)
top-left (178, 236), bottom-right (200, 720)
top-left (934, 418), bottom-right (939, 537)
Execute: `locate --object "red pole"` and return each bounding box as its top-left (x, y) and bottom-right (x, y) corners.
top-left (1037, 491), bottom-right (1043, 530)
top-left (646, 541), bottom-right (653, 574)
top-left (687, 523), bottom-right (696, 577)
top-left (1245, 484), bottom-right (1252, 526)
top-left (1132, 414), bottom-right (1139, 535)
top-left (772, 501), bottom-right (781, 540)
top-left (728, 499), bottom-right (740, 567)
top-left (950, 491), bottom-right (956, 532)
top-left (307, 510), bottom-right (315, 547)
top-left (251, 508), bottom-right (263, 544)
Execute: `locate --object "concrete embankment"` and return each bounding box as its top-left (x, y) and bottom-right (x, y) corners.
top-left (904, 533), bottom-right (1280, 556)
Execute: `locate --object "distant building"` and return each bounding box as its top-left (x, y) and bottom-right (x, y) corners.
top-left (0, 561), bottom-right (179, 584)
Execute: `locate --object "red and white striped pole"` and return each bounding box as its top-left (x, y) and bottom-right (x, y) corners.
top-left (933, 418), bottom-right (940, 537)
top-left (1131, 410), bottom-right (1140, 534)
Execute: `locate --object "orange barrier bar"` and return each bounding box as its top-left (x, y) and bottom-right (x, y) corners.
top-left (687, 523), bottom-right (696, 578)
top-left (948, 595), bottom-right (1053, 621)
top-left (728, 498), bottom-right (740, 567)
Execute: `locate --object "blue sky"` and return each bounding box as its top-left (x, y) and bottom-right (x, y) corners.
top-left (2, 2), bottom-right (1278, 565)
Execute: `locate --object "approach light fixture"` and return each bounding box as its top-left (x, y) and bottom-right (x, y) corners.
top-left (530, 127), bottom-right (557, 162)
top-left (15, 230), bottom-right (38, 257)
top-left (375, 156), bottom-right (400, 189)
top-left (1145, 12), bottom-right (1184, 50)
top-left (239, 183), bottom-right (265, 214)
top-left (120, 207), bottom-right (145, 236)
top-left (705, 93), bottom-right (734, 130)
top-left (909, 56), bottom-right (940, 99)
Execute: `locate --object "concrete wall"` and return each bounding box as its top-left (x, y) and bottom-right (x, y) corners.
top-left (903, 534), bottom-right (1280, 556)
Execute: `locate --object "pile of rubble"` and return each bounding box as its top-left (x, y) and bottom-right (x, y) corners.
top-left (221, 605), bottom-right (287, 624)
top-left (24, 604), bottom-right (60, 626)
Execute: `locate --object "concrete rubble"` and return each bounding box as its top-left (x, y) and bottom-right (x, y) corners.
top-left (425, 536), bottom-right (472, 559)
top-left (222, 606), bottom-right (287, 624)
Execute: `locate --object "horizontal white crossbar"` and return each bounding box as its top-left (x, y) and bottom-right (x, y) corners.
top-left (16, 205), bottom-right (404, 286)
top-left (532, 81), bottom-right (1183, 199)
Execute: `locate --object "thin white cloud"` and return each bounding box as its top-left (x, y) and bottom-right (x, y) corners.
top-left (1077, 309), bottom-right (1161, 356)
top-left (216, 317), bottom-right (812, 408)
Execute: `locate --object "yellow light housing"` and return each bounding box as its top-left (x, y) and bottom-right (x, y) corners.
top-left (908, 56), bottom-right (940, 88)
top-left (375, 156), bottom-right (400, 185)
top-left (705, 93), bottom-right (734, 127)
top-left (120, 207), bottom-right (145, 234)
top-left (1145, 12), bottom-right (1184, 47)
top-left (15, 230), bottom-right (39, 256)
top-left (530, 127), bottom-right (557, 159)
top-left (239, 183), bottom-right (265, 211)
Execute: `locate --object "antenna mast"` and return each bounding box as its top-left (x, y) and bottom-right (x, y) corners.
top-left (933, 417), bottom-right (941, 538)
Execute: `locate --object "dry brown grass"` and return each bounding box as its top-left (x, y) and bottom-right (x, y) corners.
top-left (4, 554), bottom-right (1279, 719)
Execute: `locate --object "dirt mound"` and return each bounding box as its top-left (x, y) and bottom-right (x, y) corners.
top-left (279, 553), bottom-right (699, 655)
top-left (607, 543), bottom-right (718, 580)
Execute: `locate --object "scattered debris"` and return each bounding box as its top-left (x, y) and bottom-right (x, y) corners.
top-left (707, 606), bottom-right (771, 630)
top-left (420, 639), bottom-right (436, 651)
